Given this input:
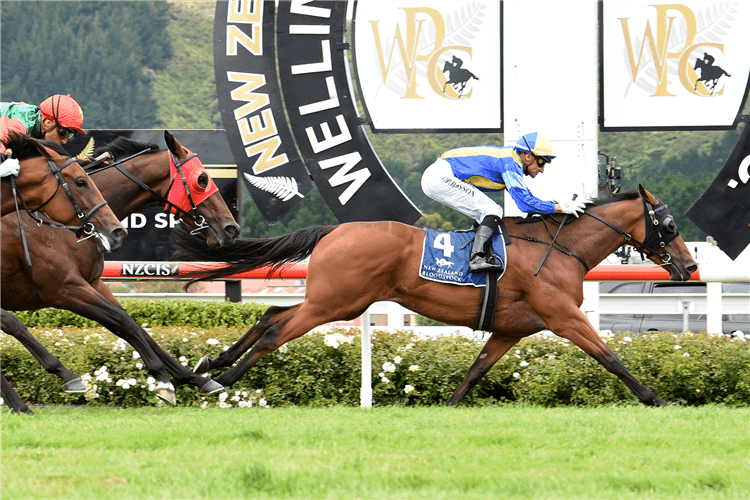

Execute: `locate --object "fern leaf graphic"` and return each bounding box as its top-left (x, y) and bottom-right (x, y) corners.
top-left (243, 173), bottom-right (304, 202)
top-left (76, 137), bottom-right (95, 159)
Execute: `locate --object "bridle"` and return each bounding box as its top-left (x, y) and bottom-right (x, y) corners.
top-left (515, 196), bottom-right (681, 276)
top-left (85, 147), bottom-right (213, 235)
top-left (11, 156), bottom-right (111, 267)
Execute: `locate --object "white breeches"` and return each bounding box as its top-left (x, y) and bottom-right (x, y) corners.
top-left (421, 157), bottom-right (503, 223)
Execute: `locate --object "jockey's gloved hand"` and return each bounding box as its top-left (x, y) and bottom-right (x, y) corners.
top-left (559, 198), bottom-right (587, 218)
top-left (0, 157), bottom-right (21, 178)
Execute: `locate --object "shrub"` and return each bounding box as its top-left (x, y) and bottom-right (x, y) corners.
top-left (2, 322), bottom-right (749, 409)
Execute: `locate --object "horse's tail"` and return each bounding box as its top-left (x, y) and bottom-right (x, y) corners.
top-left (171, 224), bottom-right (338, 285)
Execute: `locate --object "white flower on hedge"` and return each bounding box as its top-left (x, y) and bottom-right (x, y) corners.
top-left (520, 360), bottom-right (529, 367)
top-left (408, 365), bottom-right (420, 372)
top-left (324, 332), bottom-right (353, 349)
top-left (675, 345), bottom-right (682, 350)
top-left (219, 402), bottom-right (231, 409)
top-left (278, 345), bottom-right (289, 354)
top-left (513, 372), bottom-right (520, 378)
top-left (183, 337), bottom-right (188, 342)
top-left (206, 338), bottom-right (219, 345)
top-left (393, 356), bottom-right (402, 365)
top-left (382, 362), bottom-right (396, 373)
top-left (133, 351), bottom-right (141, 359)
top-left (201, 401), bottom-right (209, 409)
top-left (219, 391), bottom-right (229, 402)
top-left (179, 356), bottom-right (188, 366)
top-left (404, 384), bottom-right (415, 394)
top-left (684, 352), bottom-right (691, 357)
top-left (623, 336), bottom-right (633, 342)
top-left (136, 363), bottom-right (143, 369)
top-left (259, 398), bottom-right (269, 408)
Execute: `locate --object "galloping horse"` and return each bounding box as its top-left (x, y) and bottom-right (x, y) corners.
top-left (694, 58), bottom-right (730, 95)
top-left (175, 185), bottom-right (696, 407)
top-left (0, 131), bottom-right (127, 412)
top-left (0, 131), bottom-right (240, 412)
top-left (1, 131), bottom-right (127, 246)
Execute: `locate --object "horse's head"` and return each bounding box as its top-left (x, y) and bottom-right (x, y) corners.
top-left (636, 184), bottom-right (697, 281)
top-left (442, 60), bottom-right (451, 73)
top-left (163, 131), bottom-right (240, 247)
top-left (3, 131), bottom-right (127, 252)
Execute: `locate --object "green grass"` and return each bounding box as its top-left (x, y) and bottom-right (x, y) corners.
top-left (2, 405), bottom-right (748, 499)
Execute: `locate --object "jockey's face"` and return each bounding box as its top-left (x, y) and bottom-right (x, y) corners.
top-left (521, 152), bottom-right (545, 178)
top-left (40, 117), bottom-right (71, 145)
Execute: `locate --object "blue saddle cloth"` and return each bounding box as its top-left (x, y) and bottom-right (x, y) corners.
top-left (419, 228), bottom-right (507, 287)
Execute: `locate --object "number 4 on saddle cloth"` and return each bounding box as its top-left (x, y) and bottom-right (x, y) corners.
top-left (419, 228), bottom-right (507, 287)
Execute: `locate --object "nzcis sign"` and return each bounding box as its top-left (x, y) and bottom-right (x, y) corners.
top-left (601, 1), bottom-right (750, 130)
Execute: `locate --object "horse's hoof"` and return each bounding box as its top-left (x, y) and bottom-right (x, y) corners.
top-left (155, 382), bottom-right (177, 406)
top-left (193, 357), bottom-right (211, 374)
top-left (63, 378), bottom-right (88, 393)
top-left (654, 397), bottom-right (667, 407)
top-left (199, 379), bottom-right (224, 395)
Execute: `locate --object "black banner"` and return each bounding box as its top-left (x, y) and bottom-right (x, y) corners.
top-left (64, 129), bottom-right (238, 262)
top-left (214, 0), bottom-right (313, 224)
top-left (276, 0), bottom-right (421, 223)
top-left (685, 124), bottom-right (750, 260)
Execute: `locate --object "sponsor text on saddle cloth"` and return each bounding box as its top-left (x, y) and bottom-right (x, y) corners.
top-left (419, 228), bottom-right (507, 286)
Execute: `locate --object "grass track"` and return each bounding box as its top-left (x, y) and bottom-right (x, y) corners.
top-left (2, 405), bottom-right (748, 500)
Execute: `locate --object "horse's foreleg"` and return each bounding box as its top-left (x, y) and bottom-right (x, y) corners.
top-left (193, 305), bottom-right (299, 374)
top-left (446, 334), bottom-right (520, 406)
top-left (92, 280), bottom-right (223, 396)
top-left (1, 372), bottom-right (32, 414)
top-left (551, 307), bottom-right (665, 406)
top-left (1, 310), bottom-right (86, 392)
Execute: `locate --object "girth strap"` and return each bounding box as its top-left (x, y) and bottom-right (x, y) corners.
top-left (475, 271), bottom-right (499, 332)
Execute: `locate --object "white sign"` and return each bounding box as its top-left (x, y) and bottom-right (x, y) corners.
top-left (353, 0), bottom-right (501, 132)
top-left (602, 1), bottom-right (750, 129)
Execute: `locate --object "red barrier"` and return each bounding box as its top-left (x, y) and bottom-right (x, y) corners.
top-left (103, 262), bottom-right (706, 281)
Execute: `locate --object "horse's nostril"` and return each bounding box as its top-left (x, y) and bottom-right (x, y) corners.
top-left (112, 227), bottom-right (128, 239)
top-left (686, 263), bottom-right (698, 274)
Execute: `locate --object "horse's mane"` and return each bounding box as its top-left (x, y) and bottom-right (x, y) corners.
top-left (516, 189), bottom-right (640, 225)
top-left (93, 137), bottom-right (161, 161)
top-left (1, 131), bottom-right (72, 161)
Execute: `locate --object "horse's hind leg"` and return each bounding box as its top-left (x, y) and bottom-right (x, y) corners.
top-left (551, 307), bottom-right (665, 406)
top-left (193, 305), bottom-right (299, 374)
top-left (446, 334), bottom-right (521, 406)
top-left (1, 372), bottom-right (32, 414)
top-left (1, 310), bottom-right (86, 393)
top-left (213, 301), bottom-right (340, 387)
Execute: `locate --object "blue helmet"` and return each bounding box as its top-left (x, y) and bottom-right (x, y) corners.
top-left (514, 133), bottom-right (555, 160)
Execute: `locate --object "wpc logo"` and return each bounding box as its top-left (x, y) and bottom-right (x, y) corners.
top-left (368, 5), bottom-right (484, 99)
top-left (619, 3), bottom-right (736, 97)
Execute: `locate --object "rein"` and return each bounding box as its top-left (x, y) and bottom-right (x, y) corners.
top-left (12, 157), bottom-right (111, 267)
top-left (511, 197), bottom-right (679, 275)
top-left (85, 148), bottom-right (210, 234)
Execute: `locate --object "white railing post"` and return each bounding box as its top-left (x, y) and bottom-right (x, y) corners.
top-left (360, 308), bottom-right (373, 408)
top-left (706, 281), bottom-right (723, 334)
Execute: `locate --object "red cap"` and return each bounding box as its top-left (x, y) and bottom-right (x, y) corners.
top-left (39, 94), bottom-right (87, 135)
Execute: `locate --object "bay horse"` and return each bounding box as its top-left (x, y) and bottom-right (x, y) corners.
top-left (0, 131), bottom-right (240, 412)
top-left (1, 131), bottom-right (127, 249)
top-left (174, 185), bottom-right (697, 407)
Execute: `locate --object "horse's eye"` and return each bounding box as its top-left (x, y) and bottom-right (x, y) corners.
top-left (75, 179), bottom-right (87, 188)
top-left (197, 172), bottom-right (209, 189)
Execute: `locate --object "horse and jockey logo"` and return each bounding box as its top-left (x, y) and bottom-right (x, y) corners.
top-left (435, 257), bottom-right (454, 268)
top-left (442, 56), bottom-right (479, 98)
top-left (694, 52), bottom-right (731, 95)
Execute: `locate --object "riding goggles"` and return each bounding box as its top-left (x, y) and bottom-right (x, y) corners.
top-left (58, 127), bottom-right (76, 139)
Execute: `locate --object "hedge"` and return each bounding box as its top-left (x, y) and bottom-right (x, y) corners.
top-left (2, 300), bottom-right (749, 408)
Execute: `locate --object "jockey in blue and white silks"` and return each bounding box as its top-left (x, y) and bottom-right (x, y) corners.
top-left (421, 132), bottom-right (586, 273)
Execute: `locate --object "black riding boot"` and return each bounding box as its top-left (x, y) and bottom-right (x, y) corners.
top-left (469, 216), bottom-right (504, 273)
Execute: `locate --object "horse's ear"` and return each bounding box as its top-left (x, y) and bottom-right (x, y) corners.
top-left (637, 184), bottom-right (658, 204)
top-left (164, 131), bottom-right (185, 157)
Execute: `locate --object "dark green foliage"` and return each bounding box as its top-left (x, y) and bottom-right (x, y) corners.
top-left (2, 320), bottom-right (748, 408)
top-left (1, 1), bottom-right (171, 128)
